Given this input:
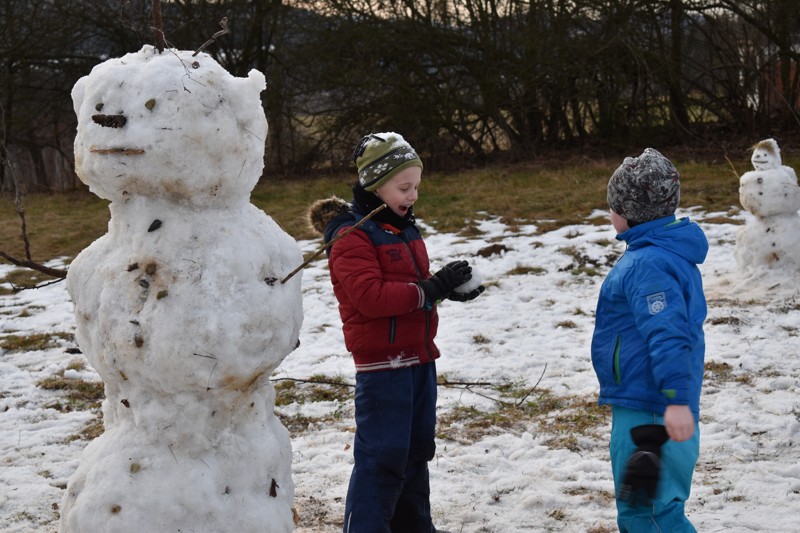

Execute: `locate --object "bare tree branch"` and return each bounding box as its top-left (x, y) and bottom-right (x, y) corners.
top-left (194, 17), bottom-right (229, 57)
top-left (0, 251), bottom-right (67, 279)
top-left (0, 133), bottom-right (67, 281)
top-left (152, 0), bottom-right (165, 53)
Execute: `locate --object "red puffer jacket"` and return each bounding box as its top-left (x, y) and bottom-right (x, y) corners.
top-left (326, 213), bottom-right (440, 373)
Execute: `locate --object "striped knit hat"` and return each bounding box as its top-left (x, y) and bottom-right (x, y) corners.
top-left (352, 132), bottom-right (423, 191)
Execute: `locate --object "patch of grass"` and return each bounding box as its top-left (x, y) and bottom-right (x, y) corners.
top-left (472, 334), bottom-right (491, 344)
top-left (437, 386), bottom-right (608, 452)
top-left (1, 331), bottom-right (74, 352)
top-left (2, 155), bottom-right (740, 264)
top-left (65, 358), bottom-right (87, 372)
top-left (274, 375), bottom-right (353, 407)
top-left (76, 417), bottom-right (104, 441)
top-left (39, 372), bottom-right (105, 412)
top-left (539, 400), bottom-right (609, 452)
top-left (701, 215), bottom-right (742, 225)
top-left (555, 320), bottom-right (578, 329)
top-left (564, 485), bottom-right (615, 506)
top-left (704, 361), bottom-right (753, 386)
top-left (587, 524), bottom-right (616, 533)
top-left (558, 245), bottom-right (618, 277)
top-left (477, 243), bottom-right (512, 257)
top-left (1, 268), bottom-right (57, 289)
top-left (457, 222), bottom-right (486, 237)
top-left (506, 265), bottom-right (547, 276)
top-left (708, 316), bottom-right (742, 326)
top-left (0, 191), bottom-right (109, 261)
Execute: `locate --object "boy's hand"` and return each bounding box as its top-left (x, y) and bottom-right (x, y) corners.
top-left (418, 260), bottom-right (472, 304)
top-left (664, 405), bottom-right (695, 442)
top-left (448, 285), bottom-right (485, 302)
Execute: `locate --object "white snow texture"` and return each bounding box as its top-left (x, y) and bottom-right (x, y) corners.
top-left (60, 46), bottom-right (303, 532)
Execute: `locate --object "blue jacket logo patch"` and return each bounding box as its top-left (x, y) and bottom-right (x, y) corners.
top-left (647, 292), bottom-right (667, 314)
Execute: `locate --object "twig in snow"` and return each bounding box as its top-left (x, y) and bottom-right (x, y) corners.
top-left (439, 363), bottom-right (547, 407)
top-left (271, 376), bottom-right (355, 388)
top-left (270, 371), bottom-right (548, 408)
top-left (513, 363), bottom-right (547, 406)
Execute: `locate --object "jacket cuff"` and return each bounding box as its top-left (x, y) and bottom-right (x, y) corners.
top-left (411, 283), bottom-right (428, 310)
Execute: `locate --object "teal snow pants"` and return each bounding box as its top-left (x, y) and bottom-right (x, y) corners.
top-left (610, 405), bottom-right (700, 533)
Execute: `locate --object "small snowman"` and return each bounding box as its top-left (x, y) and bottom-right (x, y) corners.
top-left (735, 138), bottom-right (800, 272)
top-left (60, 46), bottom-right (303, 532)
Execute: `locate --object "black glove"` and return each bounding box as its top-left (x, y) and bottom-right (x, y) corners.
top-left (618, 424), bottom-right (669, 506)
top-left (448, 284), bottom-right (486, 302)
top-left (417, 260), bottom-right (472, 306)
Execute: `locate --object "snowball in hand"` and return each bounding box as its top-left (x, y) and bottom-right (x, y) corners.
top-left (453, 264), bottom-right (484, 293)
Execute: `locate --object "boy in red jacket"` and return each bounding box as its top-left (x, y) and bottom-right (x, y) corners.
top-left (307, 132), bottom-right (483, 532)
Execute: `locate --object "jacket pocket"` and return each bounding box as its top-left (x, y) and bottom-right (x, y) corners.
top-left (613, 335), bottom-right (621, 385)
top-left (388, 317), bottom-right (396, 344)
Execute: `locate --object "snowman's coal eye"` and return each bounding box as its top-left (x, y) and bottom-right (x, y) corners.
top-left (145, 99), bottom-right (156, 110)
top-left (95, 103), bottom-right (104, 112)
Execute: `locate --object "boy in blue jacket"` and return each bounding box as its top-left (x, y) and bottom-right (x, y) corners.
top-left (591, 148), bottom-right (708, 532)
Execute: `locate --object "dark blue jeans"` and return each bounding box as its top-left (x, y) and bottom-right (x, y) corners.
top-left (343, 362), bottom-right (438, 533)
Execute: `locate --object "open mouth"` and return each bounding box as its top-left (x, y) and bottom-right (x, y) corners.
top-left (89, 146), bottom-right (145, 155)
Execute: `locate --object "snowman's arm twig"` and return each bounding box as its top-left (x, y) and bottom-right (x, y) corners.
top-left (193, 17), bottom-right (229, 57)
top-left (280, 204), bottom-right (387, 284)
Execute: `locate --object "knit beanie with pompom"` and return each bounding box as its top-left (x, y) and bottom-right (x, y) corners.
top-left (352, 132), bottom-right (423, 191)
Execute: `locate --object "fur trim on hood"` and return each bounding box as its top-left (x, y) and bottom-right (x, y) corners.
top-left (306, 195), bottom-right (350, 236)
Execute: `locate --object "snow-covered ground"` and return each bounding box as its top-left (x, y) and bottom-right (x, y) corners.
top-left (2, 207), bottom-right (800, 532)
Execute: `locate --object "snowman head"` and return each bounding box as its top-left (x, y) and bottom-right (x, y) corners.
top-left (72, 46), bottom-right (267, 206)
top-left (750, 138), bottom-right (782, 171)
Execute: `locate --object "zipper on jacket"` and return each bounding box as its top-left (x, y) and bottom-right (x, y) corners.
top-left (613, 335), bottom-right (621, 384)
top-left (399, 234), bottom-right (433, 361)
top-left (388, 316), bottom-right (396, 344)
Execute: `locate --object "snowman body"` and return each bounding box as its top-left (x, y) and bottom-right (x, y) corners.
top-left (735, 139), bottom-right (800, 272)
top-left (60, 46), bottom-right (302, 532)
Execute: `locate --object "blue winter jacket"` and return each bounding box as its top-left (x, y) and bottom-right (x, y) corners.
top-left (591, 215), bottom-right (708, 419)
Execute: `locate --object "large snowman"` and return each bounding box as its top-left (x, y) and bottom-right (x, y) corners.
top-left (60, 46), bottom-right (303, 532)
top-left (735, 138), bottom-right (800, 273)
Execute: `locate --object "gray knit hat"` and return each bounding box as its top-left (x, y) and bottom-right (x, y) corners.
top-left (607, 148), bottom-right (680, 225)
top-left (352, 132), bottom-right (423, 191)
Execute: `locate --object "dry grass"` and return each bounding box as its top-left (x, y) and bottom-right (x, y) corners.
top-left (38, 373), bottom-right (105, 412)
top-left (436, 387), bottom-right (610, 451)
top-left (1, 155), bottom-right (746, 267)
top-left (0, 331), bottom-right (74, 352)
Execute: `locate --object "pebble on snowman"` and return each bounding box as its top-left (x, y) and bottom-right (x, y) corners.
top-left (735, 138), bottom-right (800, 273)
top-left (60, 45), bottom-right (303, 532)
